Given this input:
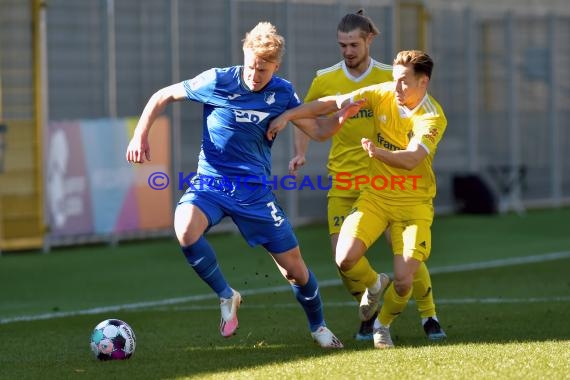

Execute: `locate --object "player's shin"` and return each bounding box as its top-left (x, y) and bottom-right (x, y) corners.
top-left (291, 270), bottom-right (324, 332)
top-left (412, 262), bottom-right (436, 318)
top-left (339, 256), bottom-right (378, 289)
top-left (337, 266), bottom-right (366, 302)
top-left (181, 236), bottom-right (233, 299)
top-left (378, 283), bottom-right (412, 327)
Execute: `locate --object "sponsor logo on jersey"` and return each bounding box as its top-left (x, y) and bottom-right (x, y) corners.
top-left (234, 110), bottom-right (270, 124)
top-left (228, 93), bottom-right (241, 100)
top-left (377, 132), bottom-right (403, 151)
top-left (349, 108), bottom-right (373, 119)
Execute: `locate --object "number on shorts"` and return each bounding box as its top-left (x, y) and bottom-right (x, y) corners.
top-left (333, 215), bottom-right (345, 226)
top-left (267, 201), bottom-right (285, 227)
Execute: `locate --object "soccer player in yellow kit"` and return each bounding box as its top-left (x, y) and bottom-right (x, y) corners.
top-left (289, 11), bottom-right (445, 341)
top-left (268, 50), bottom-right (446, 348)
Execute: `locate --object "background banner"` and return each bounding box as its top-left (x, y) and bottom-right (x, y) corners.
top-left (45, 116), bottom-right (172, 238)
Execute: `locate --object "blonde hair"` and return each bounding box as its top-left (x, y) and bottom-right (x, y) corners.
top-left (242, 22), bottom-right (285, 63)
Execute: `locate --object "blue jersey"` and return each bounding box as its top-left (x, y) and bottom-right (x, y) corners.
top-left (183, 66), bottom-right (301, 182)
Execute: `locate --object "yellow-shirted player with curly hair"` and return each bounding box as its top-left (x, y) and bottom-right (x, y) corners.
top-left (288, 10), bottom-right (445, 341)
top-left (268, 49), bottom-right (447, 348)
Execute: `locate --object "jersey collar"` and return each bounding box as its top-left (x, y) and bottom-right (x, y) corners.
top-left (341, 58), bottom-right (375, 83)
top-left (398, 92), bottom-right (429, 117)
top-left (238, 66), bottom-right (274, 93)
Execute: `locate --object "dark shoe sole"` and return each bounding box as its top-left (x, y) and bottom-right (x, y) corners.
top-left (354, 332), bottom-right (374, 341)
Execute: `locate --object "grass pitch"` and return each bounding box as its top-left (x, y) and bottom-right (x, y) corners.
top-left (1, 208), bottom-right (569, 379)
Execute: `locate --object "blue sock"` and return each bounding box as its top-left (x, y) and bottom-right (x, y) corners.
top-left (291, 270), bottom-right (325, 332)
top-left (181, 236), bottom-right (233, 299)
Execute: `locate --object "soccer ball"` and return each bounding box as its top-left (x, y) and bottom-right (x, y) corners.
top-left (90, 319), bottom-right (136, 360)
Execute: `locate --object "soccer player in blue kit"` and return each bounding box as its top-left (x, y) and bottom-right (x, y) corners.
top-left (126, 22), bottom-right (358, 348)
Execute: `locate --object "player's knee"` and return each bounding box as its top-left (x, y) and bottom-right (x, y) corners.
top-left (174, 205), bottom-right (207, 246)
top-left (176, 230), bottom-right (201, 246)
top-left (393, 277), bottom-right (413, 296)
top-left (174, 219), bottom-right (202, 246)
top-left (282, 268), bottom-right (308, 285)
top-left (335, 254), bottom-right (351, 271)
top-left (274, 257), bottom-right (309, 285)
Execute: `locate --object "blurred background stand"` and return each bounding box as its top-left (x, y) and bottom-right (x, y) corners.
top-left (0, 123), bottom-right (6, 255)
top-left (0, 124), bottom-right (6, 173)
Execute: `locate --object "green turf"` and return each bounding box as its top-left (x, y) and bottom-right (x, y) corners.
top-left (1, 208), bottom-right (569, 379)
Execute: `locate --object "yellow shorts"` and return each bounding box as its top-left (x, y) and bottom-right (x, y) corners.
top-left (327, 196), bottom-right (358, 235)
top-left (340, 196), bottom-right (434, 262)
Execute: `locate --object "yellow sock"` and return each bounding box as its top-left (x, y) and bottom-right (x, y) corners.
top-left (412, 262), bottom-right (436, 319)
top-left (338, 267), bottom-right (366, 302)
top-left (379, 283), bottom-right (412, 326)
top-left (339, 256), bottom-right (378, 299)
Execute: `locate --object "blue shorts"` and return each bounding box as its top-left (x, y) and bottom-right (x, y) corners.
top-left (177, 174), bottom-right (298, 254)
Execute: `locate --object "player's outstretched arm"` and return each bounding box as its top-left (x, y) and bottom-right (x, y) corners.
top-left (126, 83), bottom-right (186, 164)
top-left (361, 137), bottom-right (428, 170)
top-left (289, 100), bottom-right (365, 142)
top-left (266, 95), bottom-right (341, 141)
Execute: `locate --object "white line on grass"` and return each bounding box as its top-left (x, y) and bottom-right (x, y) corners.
top-left (426, 251), bottom-right (570, 274)
top-left (148, 296), bottom-right (570, 312)
top-left (1, 251), bottom-right (569, 324)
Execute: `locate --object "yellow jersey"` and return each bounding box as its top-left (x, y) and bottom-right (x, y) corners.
top-left (349, 82), bottom-right (447, 205)
top-left (304, 59), bottom-right (393, 198)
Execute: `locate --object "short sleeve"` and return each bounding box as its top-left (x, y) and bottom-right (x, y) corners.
top-left (182, 68), bottom-right (217, 102)
top-left (412, 115), bottom-right (446, 154)
top-left (346, 83), bottom-right (387, 109)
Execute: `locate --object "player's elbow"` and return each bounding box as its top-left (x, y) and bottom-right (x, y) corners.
top-left (314, 119), bottom-right (339, 141)
top-left (304, 132), bottom-right (327, 142)
top-left (314, 125), bottom-right (339, 141)
top-left (400, 146), bottom-right (428, 170)
top-left (312, 131), bottom-right (330, 142)
top-left (153, 86), bottom-right (179, 106)
top-left (401, 155), bottom-right (426, 170)
top-left (296, 120), bottom-right (331, 142)
top-left (294, 126), bottom-right (322, 142)
top-left (401, 161), bottom-right (418, 171)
